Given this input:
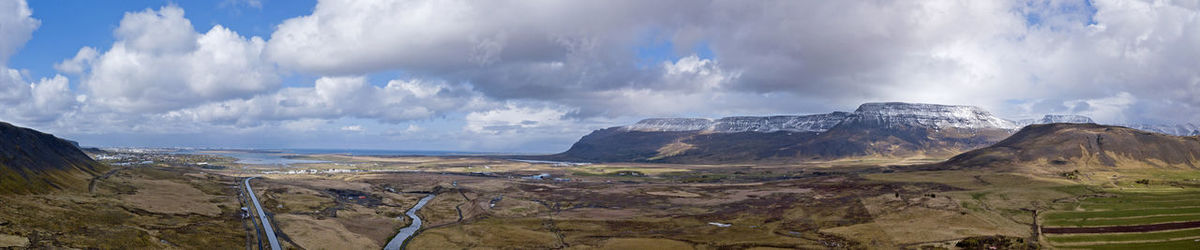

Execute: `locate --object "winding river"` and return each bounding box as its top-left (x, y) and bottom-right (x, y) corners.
top-left (384, 194), bottom-right (437, 250)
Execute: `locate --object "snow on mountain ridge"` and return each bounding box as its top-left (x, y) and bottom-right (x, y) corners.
top-left (623, 113), bottom-right (852, 133)
top-left (622, 103), bottom-right (1198, 136)
top-left (1124, 123), bottom-right (1200, 136)
top-left (624, 118), bottom-right (713, 132)
top-left (1016, 114), bottom-right (1095, 127)
top-left (623, 102), bottom-right (1018, 132)
top-left (1015, 114), bottom-right (1197, 136)
top-left (850, 102), bottom-right (1019, 130)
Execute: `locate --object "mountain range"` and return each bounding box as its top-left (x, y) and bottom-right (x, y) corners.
top-left (553, 102), bottom-right (1199, 163)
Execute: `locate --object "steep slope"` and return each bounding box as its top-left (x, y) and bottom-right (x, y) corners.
top-left (0, 122), bottom-right (107, 194)
top-left (940, 123), bottom-right (1200, 174)
top-left (555, 128), bottom-right (699, 162)
top-left (556, 102), bottom-right (1019, 163)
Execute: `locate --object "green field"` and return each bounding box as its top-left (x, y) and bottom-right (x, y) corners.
top-left (1045, 207), bottom-right (1200, 220)
top-left (1044, 213), bottom-right (1200, 227)
top-left (1047, 228), bottom-right (1200, 244)
top-left (1044, 189), bottom-right (1200, 249)
top-left (1057, 238), bottom-right (1200, 249)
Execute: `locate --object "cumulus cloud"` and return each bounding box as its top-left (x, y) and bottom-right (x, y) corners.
top-left (53, 47), bottom-right (98, 74)
top-left (460, 102), bottom-right (605, 151)
top-left (163, 76), bottom-right (488, 126)
top-left (0, 0), bottom-right (80, 125)
top-left (81, 5), bottom-right (278, 113)
top-left (9, 0), bottom-right (1200, 151)
top-left (258, 0), bottom-right (1200, 125)
top-left (0, 0), bottom-right (38, 66)
top-left (264, 0), bottom-right (723, 108)
top-left (465, 103), bottom-right (573, 134)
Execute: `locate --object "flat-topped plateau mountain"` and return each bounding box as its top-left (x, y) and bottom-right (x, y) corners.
top-left (552, 102), bottom-right (1198, 163)
top-left (556, 102), bottom-right (1026, 163)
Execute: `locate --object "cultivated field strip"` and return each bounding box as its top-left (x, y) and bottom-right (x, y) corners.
top-left (1044, 214), bottom-right (1200, 227)
top-left (1042, 190), bottom-right (1200, 249)
top-left (1046, 228), bottom-right (1200, 244)
top-left (1056, 238), bottom-right (1200, 249)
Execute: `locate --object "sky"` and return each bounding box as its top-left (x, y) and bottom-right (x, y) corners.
top-left (0, 0), bottom-right (1198, 153)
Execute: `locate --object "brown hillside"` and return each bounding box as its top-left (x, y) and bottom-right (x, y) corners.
top-left (940, 123), bottom-right (1200, 174)
top-left (0, 122), bottom-right (108, 194)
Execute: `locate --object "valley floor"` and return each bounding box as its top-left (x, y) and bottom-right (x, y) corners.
top-left (5, 152), bottom-right (1200, 249)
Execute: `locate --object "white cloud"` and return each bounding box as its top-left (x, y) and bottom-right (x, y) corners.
top-left (0, 69), bottom-right (80, 123)
top-left (0, 0), bottom-right (38, 66)
top-left (340, 125), bottom-right (364, 132)
top-left (1066, 92), bottom-right (1138, 123)
top-left (9, 0), bottom-right (1200, 152)
top-left (459, 102), bottom-right (603, 151)
top-left (164, 76), bottom-right (488, 126)
top-left (266, 0), bottom-right (652, 75)
top-left (465, 103), bottom-right (572, 134)
top-left (0, 0), bottom-right (79, 125)
top-left (81, 5), bottom-right (278, 113)
top-left (53, 47), bottom-right (98, 74)
top-left (115, 6), bottom-right (197, 54)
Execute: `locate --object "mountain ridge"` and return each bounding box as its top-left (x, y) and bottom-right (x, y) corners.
top-left (559, 102), bottom-right (1018, 162)
top-left (556, 102), bottom-right (1199, 163)
top-left (937, 123), bottom-right (1200, 174)
top-left (0, 121), bottom-right (107, 194)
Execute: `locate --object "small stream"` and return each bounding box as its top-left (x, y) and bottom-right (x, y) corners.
top-left (384, 194), bottom-right (436, 250)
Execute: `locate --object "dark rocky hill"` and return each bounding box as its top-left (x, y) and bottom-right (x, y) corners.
top-left (0, 122), bottom-right (107, 194)
top-left (939, 123), bottom-right (1200, 173)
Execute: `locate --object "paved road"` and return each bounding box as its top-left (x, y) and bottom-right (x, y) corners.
top-left (245, 177), bottom-right (282, 250)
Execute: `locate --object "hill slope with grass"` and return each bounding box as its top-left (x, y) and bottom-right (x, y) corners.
top-left (0, 121), bottom-right (107, 194)
top-left (939, 123), bottom-right (1200, 174)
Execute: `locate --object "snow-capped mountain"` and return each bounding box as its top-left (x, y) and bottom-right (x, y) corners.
top-left (623, 112), bottom-right (853, 133)
top-left (622, 118), bottom-right (714, 132)
top-left (1124, 124), bottom-right (1200, 136)
top-left (560, 102), bottom-right (1199, 163)
top-left (846, 102), bottom-right (1018, 130)
top-left (1016, 115), bottom-right (1095, 127)
top-left (1014, 114), bottom-right (1197, 136)
top-left (622, 102), bottom-right (1017, 133)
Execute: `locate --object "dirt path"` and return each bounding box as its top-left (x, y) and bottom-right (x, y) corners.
top-left (88, 167), bottom-right (124, 193)
top-left (1043, 220), bottom-right (1200, 234)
